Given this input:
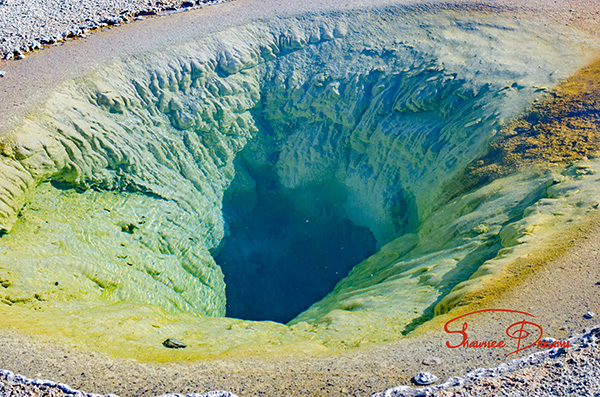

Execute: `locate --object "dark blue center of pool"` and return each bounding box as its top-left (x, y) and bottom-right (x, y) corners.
top-left (213, 159), bottom-right (377, 323)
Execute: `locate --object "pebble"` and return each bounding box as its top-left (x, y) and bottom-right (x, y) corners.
top-left (412, 371), bottom-right (438, 385)
top-left (584, 311), bottom-right (595, 319)
top-left (0, 71), bottom-right (4, 78)
top-left (162, 337), bottom-right (187, 349)
top-left (422, 357), bottom-right (441, 366)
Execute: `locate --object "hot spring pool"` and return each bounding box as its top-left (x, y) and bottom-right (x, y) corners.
top-left (1, 1), bottom-right (600, 361)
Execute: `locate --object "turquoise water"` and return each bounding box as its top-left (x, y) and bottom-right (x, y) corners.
top-left (215, 154), bottom-right (377, 322)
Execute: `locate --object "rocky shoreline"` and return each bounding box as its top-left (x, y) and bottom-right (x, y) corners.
top-left (0, 0), bottom-right (228, 61)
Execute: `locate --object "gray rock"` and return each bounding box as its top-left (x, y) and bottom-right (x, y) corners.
top-left (412, 371), bottom-right (438, 385)
top-left (422, 357), bottom-right (440, 366)
top-left (102, 17), bottom-right (121, 26)
top-left (38, 36), bottom-right (55, 45)
top-left (162, 337), bottom-right (187, 349)
top-left (0, 71), bottom-right (4, 77)
top-left (584, 311), bottom-right (595, 319)
top-left (444, 376), bottom-right (462, 387)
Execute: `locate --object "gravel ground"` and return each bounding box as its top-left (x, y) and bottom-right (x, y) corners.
top-left (0, 0), bottom-right (227, 60)
top-left (374, 325), bottom-right (600, 396)
top-left (2, 325), bottom-right (600, 396)
top-left (437, 347), bottom-right (600, 397)
top-left (0, 369), bottom-right (237, 397)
